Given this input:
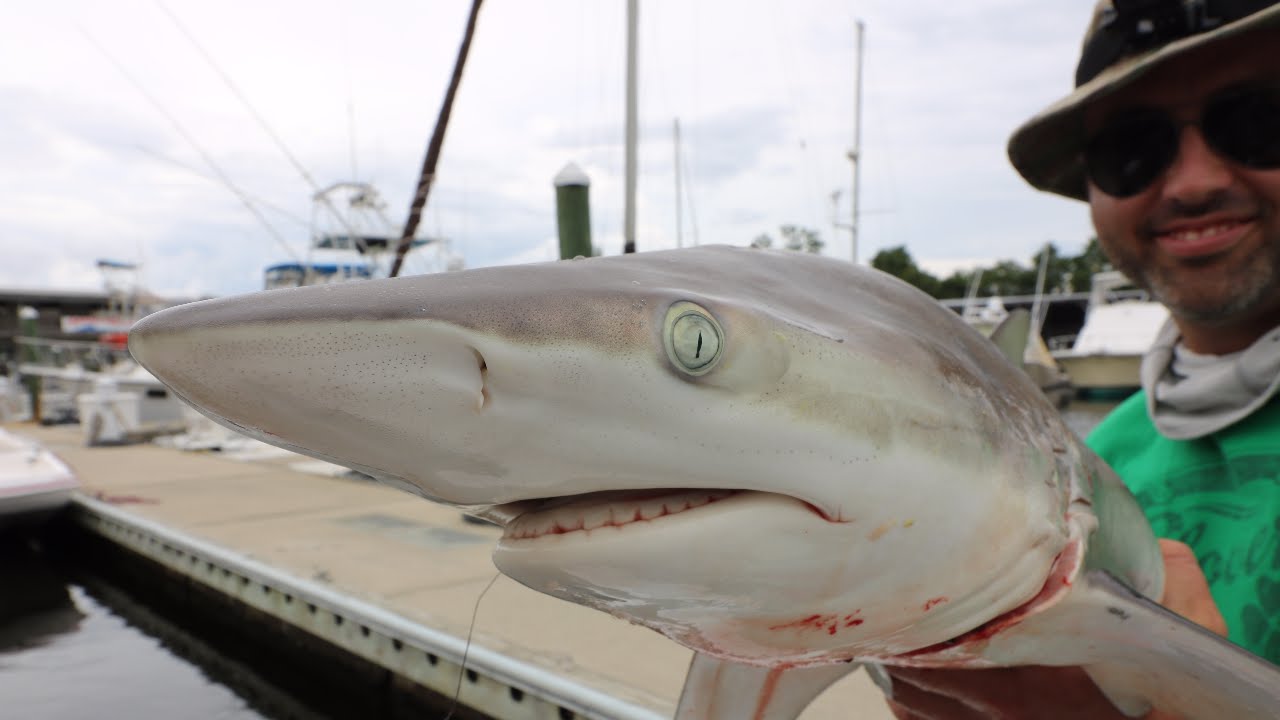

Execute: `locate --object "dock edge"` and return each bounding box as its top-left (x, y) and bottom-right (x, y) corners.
top-left (70, 493), bottom-right (668, 720)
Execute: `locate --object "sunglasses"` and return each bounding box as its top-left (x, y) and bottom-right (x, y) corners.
top-left (1083, 82), bottom-right (1280, 198)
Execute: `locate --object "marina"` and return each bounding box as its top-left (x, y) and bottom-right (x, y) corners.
top-left (2, 421), bottom-right (894, 719)
top-left (8, 4), bottom-right (1243, 716)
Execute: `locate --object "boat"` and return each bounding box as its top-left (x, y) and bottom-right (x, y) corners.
top-left (0, 427), bottom-right (78, 528)
top-left (0, 376), bottom-right (31, 424)
top-left (75, 363), bottom-right (188, 446)
top-left (962, 295), bottom-right (1074, 408)
top-left (1050, 270), bottom-right (1169, 397)
top-left (262, 182), bottom-right (461, 292)
top-left (14, 262), bottom-right (190, 443)
top-left (960, 260), bottom-right (1074, 407)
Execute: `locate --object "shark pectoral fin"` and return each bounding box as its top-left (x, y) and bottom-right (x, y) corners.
top-left (674, 653), bottom-right (858, 720)
top-left (987, 308), bottom-right (1032, 366)
top-left (1078, 570), bottom-right (1280, 720)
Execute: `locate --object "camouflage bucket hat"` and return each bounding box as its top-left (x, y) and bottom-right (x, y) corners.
top-left (1007, 0), bottom-right (1280, 201)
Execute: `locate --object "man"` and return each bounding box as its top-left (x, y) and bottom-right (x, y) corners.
top-left (883, 1), bottom-right (1280, 717)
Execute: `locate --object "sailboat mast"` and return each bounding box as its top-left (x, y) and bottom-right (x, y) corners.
top-left (623, 0), bottom-right (639, 254)
top-left (674, 118), bottom-right (683, 249)
top-left (848, 20), bottom-right (865, 264)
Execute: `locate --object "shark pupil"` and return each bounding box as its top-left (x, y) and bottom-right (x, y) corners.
top-left (667, 309), bottom-right (722, 374)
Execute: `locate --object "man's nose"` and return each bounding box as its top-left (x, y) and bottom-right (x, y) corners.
top-left (1158, 125), bottom-right (1235, 204)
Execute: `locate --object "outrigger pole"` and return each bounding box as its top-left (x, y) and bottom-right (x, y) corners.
top-left (390, 0), bottom-right (484, 278)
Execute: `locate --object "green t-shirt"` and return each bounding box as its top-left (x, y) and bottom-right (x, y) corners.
top-left (1087, 392), bottom-right (1280, 664)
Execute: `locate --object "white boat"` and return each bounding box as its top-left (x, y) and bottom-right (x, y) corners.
top-left (0, 376), bottom-right (32, 423)
top-left (1050, 271), bottom-right (1169, 395)
top-left (76, 362), bottom-right (188, 446)
top-left (14, 261), bottom-right (191, 442)
top-left (14, 336), bottom-right (130, 424)
top-left (262, 182), bottom-right (461, 292)
top-left (0, 428), bottom-right (78, 528)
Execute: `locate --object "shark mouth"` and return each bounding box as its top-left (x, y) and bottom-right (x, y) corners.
top-left (494, 488), bottom-right (850, 541)
top-left (500, 489), bottom-right (742, 541)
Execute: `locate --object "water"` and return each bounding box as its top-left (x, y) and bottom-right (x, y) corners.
top-left (0, 537), bottom-right (326, 720)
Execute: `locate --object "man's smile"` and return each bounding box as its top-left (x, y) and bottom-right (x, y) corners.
top-left (1153, 217), bottom-right (1256, 260)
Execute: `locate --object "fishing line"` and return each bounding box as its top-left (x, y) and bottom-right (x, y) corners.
top-left (77, 25), bottom-right (304, 266)
top-left (442, 571), bottom-right (500, 719)
top-left (154, 1), bottom-right (358, 236)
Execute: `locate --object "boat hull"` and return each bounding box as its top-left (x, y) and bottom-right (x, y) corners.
top-left (1053, 353), bottom-right (1142, 396)
top-left (0, 428), bottom-right (79, 529)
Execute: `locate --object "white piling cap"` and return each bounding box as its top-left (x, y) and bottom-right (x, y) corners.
top-left (553, 162), bottom-right (590, 187)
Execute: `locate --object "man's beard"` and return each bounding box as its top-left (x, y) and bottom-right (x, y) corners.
top-left (1106, 190), bottom-right (1280, 326)
top-left (1109, 232), bottom-right (1280, 326)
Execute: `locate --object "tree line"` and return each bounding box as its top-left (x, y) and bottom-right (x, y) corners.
top-left (869, 239), bottom-right (1112, 300)
top-left (748, 224), bottom-right (1111, 301)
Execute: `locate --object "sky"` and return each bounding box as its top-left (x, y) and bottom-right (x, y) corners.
top-left (1, 1), bottom-right (1100, 299)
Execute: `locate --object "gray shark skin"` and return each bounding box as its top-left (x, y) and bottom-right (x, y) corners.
top-left (129, 245), bottom-right (1280, 719)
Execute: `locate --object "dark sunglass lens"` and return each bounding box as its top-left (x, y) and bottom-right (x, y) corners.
top-left (1085, 110), bottom-right (1178, 197)
top-left (1204, 86), bottom-right (1280, 169)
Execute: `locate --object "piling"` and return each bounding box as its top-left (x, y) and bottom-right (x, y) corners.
top-left (18, 306), bottom-right (40, 422)
top-left (554, 163), bottom-right (593, 260)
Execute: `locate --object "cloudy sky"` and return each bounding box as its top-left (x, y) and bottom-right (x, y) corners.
top-left (2, 1), bottom-right (1098, 299)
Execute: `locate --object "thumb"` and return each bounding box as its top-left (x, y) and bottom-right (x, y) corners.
top-left (1157, 539), bottom-right (1227, 638)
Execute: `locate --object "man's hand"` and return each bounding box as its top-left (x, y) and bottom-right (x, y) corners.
top-left (882, 540), bottom-right (1226, 720)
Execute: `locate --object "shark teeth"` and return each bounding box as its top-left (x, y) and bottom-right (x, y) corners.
top-left (504, 489), bottom-right (739, 541)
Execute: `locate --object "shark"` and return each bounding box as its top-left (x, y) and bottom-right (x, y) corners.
top-left (128, 245), bottom-right (1280, 719)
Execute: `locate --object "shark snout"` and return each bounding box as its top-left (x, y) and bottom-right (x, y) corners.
top-left (130, 299), bottom-right (505, 490)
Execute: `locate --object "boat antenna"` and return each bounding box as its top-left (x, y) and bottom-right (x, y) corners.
top-left (1030, 242), bottom-right (1053, 337)
top-left (389, 0), bottom-right (484, 278)
top-left (674, 119), bottom-right (683, 248)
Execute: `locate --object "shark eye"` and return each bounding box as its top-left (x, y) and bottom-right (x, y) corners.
top-left (664, 302), bottom-right (723, 375)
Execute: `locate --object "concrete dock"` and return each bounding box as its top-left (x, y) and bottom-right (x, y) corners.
top-left (14, 422), bottom-right (894, 719)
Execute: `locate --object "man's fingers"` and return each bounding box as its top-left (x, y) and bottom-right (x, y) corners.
top-left (886, 674), bottom-right (990, 720)
top-left (1157, 539), bottom-right (1228, 637)
top-left (887, 666), bottom-right (1126, 719)
top-left (887, 666), bottom-right (1068, 706)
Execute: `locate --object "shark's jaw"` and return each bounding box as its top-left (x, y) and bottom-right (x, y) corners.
top-left (488, 482), bottom-right (1079, 666)
top-left (129, 246), bottom-right (1083, 668)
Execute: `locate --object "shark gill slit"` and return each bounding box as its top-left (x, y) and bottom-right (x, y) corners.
top-left (470, 347), bottom-right (489, 411)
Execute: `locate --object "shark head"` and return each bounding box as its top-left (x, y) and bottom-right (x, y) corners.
top-left (130, 245), bottom-right (1085, 666)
